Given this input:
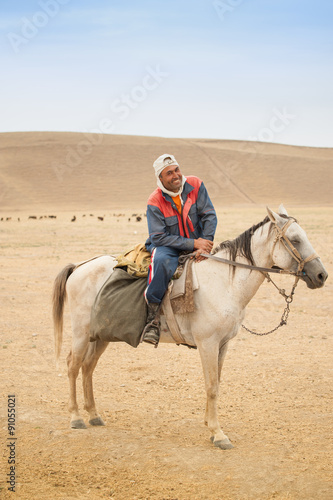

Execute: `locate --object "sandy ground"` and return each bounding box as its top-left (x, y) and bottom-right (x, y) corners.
top-left (0, 206), bottom-right (332, 500)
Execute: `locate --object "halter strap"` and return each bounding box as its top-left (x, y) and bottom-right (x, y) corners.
top-left (272, 218), bottom-right (318, 272)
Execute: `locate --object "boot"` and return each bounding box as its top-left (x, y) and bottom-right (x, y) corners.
top-left (142, 302), bottom-right (161, 346)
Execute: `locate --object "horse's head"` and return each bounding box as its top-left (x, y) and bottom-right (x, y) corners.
top-left (266, 205), bottom-right (328, 289)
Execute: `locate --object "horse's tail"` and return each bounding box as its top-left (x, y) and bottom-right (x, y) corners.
top-left (52, 263), bottom-right (76, 361)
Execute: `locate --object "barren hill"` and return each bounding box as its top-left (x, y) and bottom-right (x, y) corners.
top-left (0, 131), bottom-right (332, 210)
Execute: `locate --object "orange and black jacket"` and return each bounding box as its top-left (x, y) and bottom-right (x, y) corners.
top-left (145, 176), bottom-right (217, 252)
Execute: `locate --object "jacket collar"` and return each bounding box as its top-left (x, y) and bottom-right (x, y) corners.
top-left (160, 178), bottom-right (194, 203)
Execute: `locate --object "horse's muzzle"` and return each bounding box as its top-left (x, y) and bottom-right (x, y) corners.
top-left (302, 258), bottom-right (328, 289)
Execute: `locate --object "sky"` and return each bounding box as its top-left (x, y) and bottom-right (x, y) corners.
top-left (1, 0), bottom-right (332, 147)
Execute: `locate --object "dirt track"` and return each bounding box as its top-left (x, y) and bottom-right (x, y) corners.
top-left (0, 207), bottom-right (332, 499)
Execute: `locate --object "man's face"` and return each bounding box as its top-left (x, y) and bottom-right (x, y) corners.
top-left (159, 164), bottom-right (183, 193)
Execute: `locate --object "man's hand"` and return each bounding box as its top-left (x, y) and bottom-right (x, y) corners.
top-left (193, 238), bottom-right (214, 262)
top-left (194, 238), bottom-right (213, 253)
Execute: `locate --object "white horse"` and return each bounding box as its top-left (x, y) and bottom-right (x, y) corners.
top-left (53, 205), bottom-right (327, 449)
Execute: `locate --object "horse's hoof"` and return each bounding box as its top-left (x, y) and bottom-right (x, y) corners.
top-left (89, 417), bottom-right (105, 426)
top-left (210, 436), bottom-right (233, 449)
top-left (71, 419), bottom-right (87, 429)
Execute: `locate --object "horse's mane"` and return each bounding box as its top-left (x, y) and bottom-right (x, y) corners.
top-left (212, 215), bottom-right (279, 267)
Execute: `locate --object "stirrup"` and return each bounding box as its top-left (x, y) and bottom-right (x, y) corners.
top-left (142, 322), bottom-right (160, 347)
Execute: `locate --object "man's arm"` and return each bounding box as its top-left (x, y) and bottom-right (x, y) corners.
top-left (197, 181), bottom-right (218, 240)
top-left (194, 182), bottom-right (217, 261)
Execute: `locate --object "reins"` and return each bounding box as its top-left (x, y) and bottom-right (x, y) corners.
top-left (197, 218), bottom-right (319, 336)
top-left (199, 253), bottom-right (304, 276)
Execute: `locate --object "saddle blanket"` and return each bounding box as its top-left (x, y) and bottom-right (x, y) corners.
top-left (169, 258), bottom-right (199, 305)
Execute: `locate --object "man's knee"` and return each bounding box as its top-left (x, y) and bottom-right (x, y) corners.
top-left (160, 257), bottom-right (172, 269)
top-left (154, 248), bottom-right (179, 272)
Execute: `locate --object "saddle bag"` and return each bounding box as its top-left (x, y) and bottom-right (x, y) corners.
top-left (90, 268), bottom-right (147, 347)
top-left (114, 243), bottom-right (151, 278)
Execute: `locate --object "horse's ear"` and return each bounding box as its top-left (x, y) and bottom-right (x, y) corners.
top-left (266, 207), bottom-right (286, 227)
top-left (278, 203), bottom-right (288, 216)
top-left (266, 206), bottom-right (277, 222)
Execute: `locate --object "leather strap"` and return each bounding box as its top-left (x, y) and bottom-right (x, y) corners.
top-left (199, 253), bottom-right (303, 276)
top-left (271, 219), bottom-right (318, 273)
top-left (161, 286), bottom-right (187, 345)
top-left (73, 255), bottom-right (106, 271)
top-left (197, 218), bottom-right (319, 277)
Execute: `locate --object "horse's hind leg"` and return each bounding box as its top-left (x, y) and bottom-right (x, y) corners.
top-left (67, 337), bottom-right (89, 429)
top-left (82, 339), bottom-right (108, 426)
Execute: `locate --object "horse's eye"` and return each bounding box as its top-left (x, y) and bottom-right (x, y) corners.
top-left (291, 239), bottom-right (300, 245)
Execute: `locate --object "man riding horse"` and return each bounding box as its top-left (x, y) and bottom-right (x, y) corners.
top-left (142, 154), bottom-right (218, 346)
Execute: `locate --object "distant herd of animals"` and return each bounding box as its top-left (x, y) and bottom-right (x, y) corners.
top-left (0, 214), bottom-right (145, 222)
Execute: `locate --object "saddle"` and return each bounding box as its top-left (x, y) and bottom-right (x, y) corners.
top-left (161, 257), bottom-right (199, 348)
top-left (115, 243), bottom-right (199, 309)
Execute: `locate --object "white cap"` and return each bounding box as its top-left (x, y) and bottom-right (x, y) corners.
top-left (153, 154), bottom-right (179, 178)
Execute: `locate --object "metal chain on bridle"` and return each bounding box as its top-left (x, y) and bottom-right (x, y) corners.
top-left (241, 272), bottom-right (300, 336)
top-left (202, 217), bottom-right (319, 336)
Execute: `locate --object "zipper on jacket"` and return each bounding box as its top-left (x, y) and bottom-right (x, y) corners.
top-left (170, 198), bottom-right (187, 237)
top-left (180, 204), bottom-right (187, 238)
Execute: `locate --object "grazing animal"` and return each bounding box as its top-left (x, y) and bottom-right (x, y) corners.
top-left (52, 206), bottom-right (327, 449)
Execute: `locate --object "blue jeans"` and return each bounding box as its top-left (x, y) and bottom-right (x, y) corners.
top-left (145, 246), bottom-right (180, 304)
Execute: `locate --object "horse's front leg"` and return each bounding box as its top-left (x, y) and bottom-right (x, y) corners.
top-left (197, 339), bottom-right (233, 449)
top-left (82, 339), bottom-right (108, 426)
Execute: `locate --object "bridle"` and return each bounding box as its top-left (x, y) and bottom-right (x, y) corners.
top-left (270, 217), bottom-right (318, 275)
top-left (198, 217), bottom-right (319, 277)
top-left (196, 217), bottom-right (320, 336)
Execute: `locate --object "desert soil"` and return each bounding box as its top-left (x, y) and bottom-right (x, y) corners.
top-left (0, 206), bottom-right (332, 500)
